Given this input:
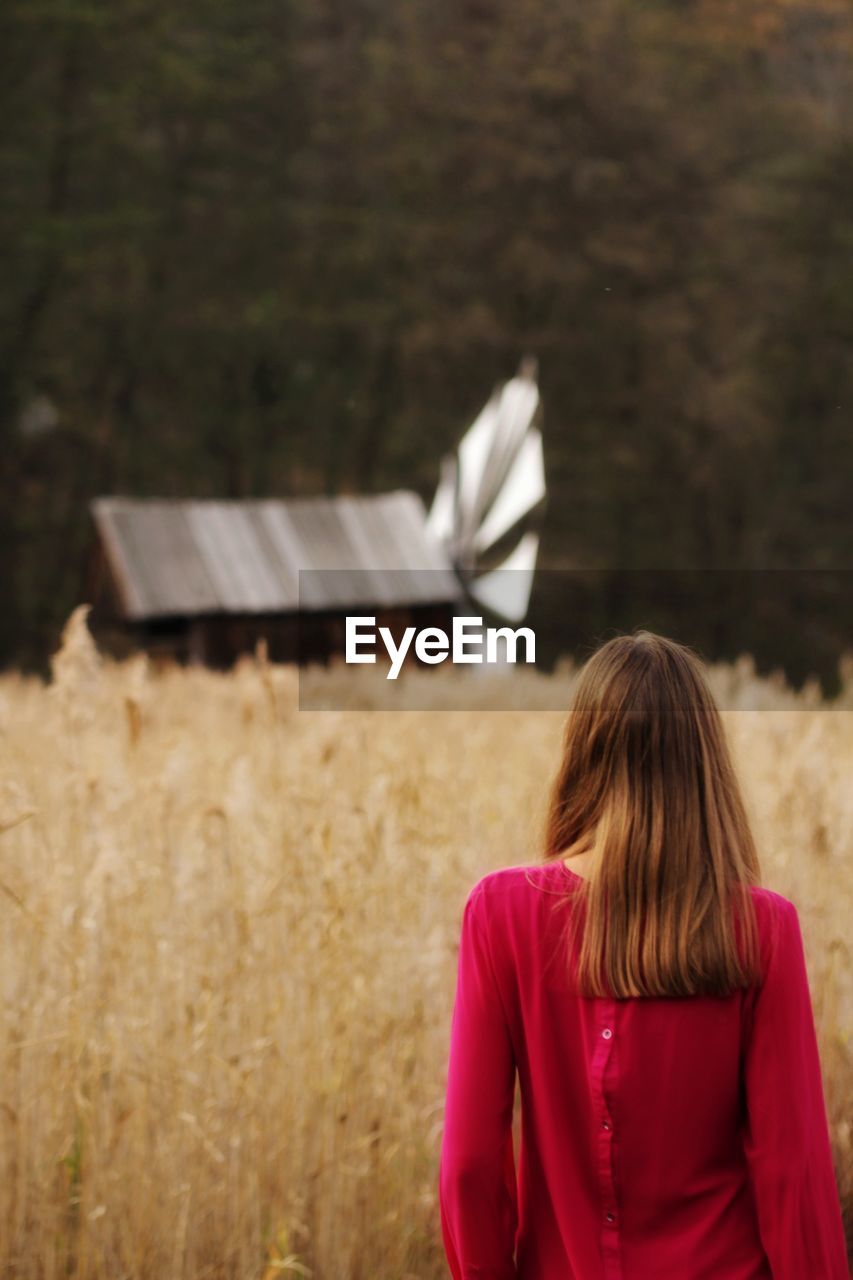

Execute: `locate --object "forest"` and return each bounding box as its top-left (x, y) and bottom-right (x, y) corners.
top-left (2, 0), bottom-right (852, 675)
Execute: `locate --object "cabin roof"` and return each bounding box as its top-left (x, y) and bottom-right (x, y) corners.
top-left (90, 492), bottom-right (462, 620)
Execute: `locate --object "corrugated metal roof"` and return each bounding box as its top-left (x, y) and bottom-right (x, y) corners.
top-left (90, 492), bottom-right (462, 620)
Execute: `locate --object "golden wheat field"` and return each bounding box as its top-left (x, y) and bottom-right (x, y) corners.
top-left (0, 608), bottom-right (850, 1278)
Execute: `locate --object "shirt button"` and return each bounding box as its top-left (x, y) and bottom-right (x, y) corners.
top-left (602, 1027), bottom-right (612, 1039)
top-left (601, 1119), bottom-right (611, 1130)
top-left (606, 1211), bottom-right (616, 1224)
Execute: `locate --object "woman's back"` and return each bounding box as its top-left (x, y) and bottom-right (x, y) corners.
top-left (439, 859), bottom-right (849, 1280)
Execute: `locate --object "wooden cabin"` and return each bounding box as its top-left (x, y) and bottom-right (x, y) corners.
top-left (85, 492), bottom-right (463, 668)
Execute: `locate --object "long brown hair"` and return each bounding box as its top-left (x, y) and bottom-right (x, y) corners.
top-left (544, 630), bottom-right (762, 998)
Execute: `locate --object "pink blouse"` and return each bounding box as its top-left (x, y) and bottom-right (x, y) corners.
top-left (438, 860), bottom-right (848, 1279)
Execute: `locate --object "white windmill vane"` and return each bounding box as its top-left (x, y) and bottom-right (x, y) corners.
top-left (427, 357), bottom-right (546, 625)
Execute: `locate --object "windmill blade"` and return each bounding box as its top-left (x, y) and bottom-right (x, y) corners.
top-left (491, 375), bottom-right (540, 467)
top-left (455, 392), bottom-right (502, 551)
top-left (468, 531), bottom-right (540, 623)
top-left (428, 359), bottom-right (545, 624)
top-left (465, 376), bottom-right (539, 541)
top-left (472, 426), bottom-right (545, 556)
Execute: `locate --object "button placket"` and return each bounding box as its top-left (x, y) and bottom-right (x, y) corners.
top-left (592, 998), bottom-right (622, 1279)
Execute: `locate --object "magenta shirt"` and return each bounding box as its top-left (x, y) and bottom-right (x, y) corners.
top-left (438, 861), bottom-right (848, 1279)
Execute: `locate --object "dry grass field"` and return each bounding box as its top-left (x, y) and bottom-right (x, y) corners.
top-left (0, 608), bottom-right (850, 1278)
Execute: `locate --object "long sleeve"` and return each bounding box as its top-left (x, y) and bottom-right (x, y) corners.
top-left (439, 884), bottom-right (518, 1280)
top-left (742, 896), bottom-right (849, 1279)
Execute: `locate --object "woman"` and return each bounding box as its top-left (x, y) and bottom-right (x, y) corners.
top-left (438, 631), bottom-right (848, 1279)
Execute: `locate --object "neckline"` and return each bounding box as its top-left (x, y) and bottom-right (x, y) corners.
top-left (554, 859), bottom-right (587, 884)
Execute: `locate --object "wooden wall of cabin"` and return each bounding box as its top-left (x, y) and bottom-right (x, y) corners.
top-left (90, 604), bottom-right (457, 670)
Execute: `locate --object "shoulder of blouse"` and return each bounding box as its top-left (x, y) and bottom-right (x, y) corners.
top-left (461, 864), bottom-right (537, 941)
top-left (745, 884), bottom-right (803, 989)
top-left (465, 862), bottom-right (546, 921)
top-left (746, 884), bottom-right (799, 937)
top-left (468, 871), bottom-right (798, 914)
top-left (463, 873), bottom-right (802, 967)
top-left (463, 863), bottom-right (568, 969)
top-left (747, 883), bottom-right (796, 912)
